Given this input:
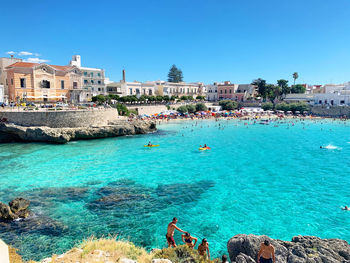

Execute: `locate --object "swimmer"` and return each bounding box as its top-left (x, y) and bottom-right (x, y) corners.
top-left (342, 206), bottom-right (350, 211)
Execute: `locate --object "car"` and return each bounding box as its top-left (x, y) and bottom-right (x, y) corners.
top-left (56, 102), bottom-right (68, 107)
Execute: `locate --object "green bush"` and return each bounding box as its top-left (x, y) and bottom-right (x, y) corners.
top-left (186, 104), bottom-right (196, 113)
top-left (275, 102), bottom-right (309, 113)
top-left (196, 103), bottom-right (207, 112)
top-left (219, 100), bottom-right (238, 110)
top-left (180, 96), bottom-right (188, 101)
top-left (177, 105), bottom-right (188, 114)
top-left (262, 103), bottom-right (273, 111)
top-left (153, 245), bottom-right (217, 263)
top-left (116, 103), bottom-right (129, 116)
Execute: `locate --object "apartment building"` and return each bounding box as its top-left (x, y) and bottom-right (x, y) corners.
top-left (70, 55), bottom-right (106, 97)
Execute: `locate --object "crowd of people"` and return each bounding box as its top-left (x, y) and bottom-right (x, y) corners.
top-left (166, 217), bottom-right (276, 263)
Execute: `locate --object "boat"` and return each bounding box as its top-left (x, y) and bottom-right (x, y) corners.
top-left (144, 145), bottom-right (160, 147)
top-left (199, 147), bottom-right (211, 150)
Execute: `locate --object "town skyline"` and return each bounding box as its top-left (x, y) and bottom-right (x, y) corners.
top-left (1, 0), bottom-right (350, 85)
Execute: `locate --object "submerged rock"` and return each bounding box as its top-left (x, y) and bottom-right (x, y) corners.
top-left (227, 234), bottom-right (350, 263)
top-left (0, 202), bottom-right (18, 221)
top-left (9, 197), bottom-right (30, 218)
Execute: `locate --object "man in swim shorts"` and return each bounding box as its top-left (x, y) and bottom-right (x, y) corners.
top-left (257, 240), bottom-right (275, 263)
top-left (166, 217), bottom-right (186, 247)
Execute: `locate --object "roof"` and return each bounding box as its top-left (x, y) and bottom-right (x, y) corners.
top-left (6, 62), bottom-right (73, 71)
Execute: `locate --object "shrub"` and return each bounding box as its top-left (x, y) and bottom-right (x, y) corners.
top-left (186, 104), bottom-right (196, 113)
top-left (196, 103), bottom-right (207, 112)
top-left (177, 105), bottom-right (188, 114)
top-left (262, 103), bottom-right (273, 111)
top-left (219, 100), bottom-right (238, 110)
top-left (116, 103), bottom-right (129, 116)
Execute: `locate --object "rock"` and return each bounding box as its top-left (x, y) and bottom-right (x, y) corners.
top-left (9, 198), bottom-right (30, 218)
top-left (151, 248), bottom-right (162, 254)
top-left (0, 202), bottom-right (18, 221)
top-left (152, 259), bottom-right (173, 263)
top-left (0, 120), bottom-right (156, 143)
top-left (121, 258), bottom-right (137, 263)
top-left (227, 234), bottom-right (350, 263)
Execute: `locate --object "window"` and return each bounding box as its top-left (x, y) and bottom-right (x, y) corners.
top-left (136, 89), bottom-right (140, 94)
top-left (90, 72), bottom-right (93, 77)
top-left (84, 80), bottom-right (88, 84)
top-left (129, 88), bottom-right (133, 94)
top-left (98, 73), bottom-right (101, 77)
top-left (91, 80), bottom-right (94, 84)
top-left (84, 72), bottom-right (87, 76)
top-left (98, 88), bottom-right (101, 91)
top-left (42, 80), bottom-right (50, 89)
top-left (98, 80), bottom-right (101, 84)
top-left (225, 90), bottom-right (227, 94)
top-left (73, 82), bottom-right (77, 89)
top-left (11, 79), bottom-right (13, 85)
top-left (149, 89), bottom-right (152, 95)
top-left (340, 100), bottom-right (345, 104)
top-left (61, 80), bottom-right (64, 89)
top-left (229, 89), bottom-right (232, 94)
top-left (20, 78), bottom-right (26, 88)
top-left (220, 90), bottom-right (222, 94)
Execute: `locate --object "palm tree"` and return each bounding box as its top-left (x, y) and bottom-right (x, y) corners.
top-left (292, 72), bottom-right (299, 85)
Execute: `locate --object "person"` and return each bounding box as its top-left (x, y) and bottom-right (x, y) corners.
top-left (320, 146), bottom-right (323, 149)
top-left (181, 232), bottom-right (197, 248)
top-left (166, 217), bottom-right (186, 247)
top-left (257, 240), bottom-right (275, 263)
top-left (342, 206), bottom-right (350, 211)
top-left (147, 141), bottom-right (152, 146)
top-left (222, 254), bottom-right (229, 263)
top-left (198, 238), bottom-right (210, 260)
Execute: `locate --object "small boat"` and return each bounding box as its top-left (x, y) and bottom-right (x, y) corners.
top-left (259, 120), bottom-right (270, 125)
top-left (199, 147), bottom-right (211, 151)
top-left (144, 145), bottom-right (160, 147)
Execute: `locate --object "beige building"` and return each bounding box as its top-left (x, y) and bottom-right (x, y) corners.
top-left (6, 62), bottom-right (84, 103)
top-left (0, 56), bottom-right (23, 103)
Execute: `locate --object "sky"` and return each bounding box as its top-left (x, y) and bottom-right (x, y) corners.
top-left (1, 0), bottom-right (350, 85)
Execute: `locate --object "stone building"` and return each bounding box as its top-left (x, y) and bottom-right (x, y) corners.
top-left (6, 62), bottom-right (83, 103)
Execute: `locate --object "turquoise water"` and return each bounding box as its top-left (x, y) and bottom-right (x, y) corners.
top-left (1, 119), bottom-right (350, 260)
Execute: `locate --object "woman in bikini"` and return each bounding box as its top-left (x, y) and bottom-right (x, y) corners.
top-left (181, 232), bottom-right (197, 248)
top-left (197, 238), bottom-right (210, 260)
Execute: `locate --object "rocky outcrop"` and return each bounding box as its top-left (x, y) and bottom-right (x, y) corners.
top-left (227, 234), bottom-right (350, 263)
top-left (0, 120), bottom-right (156, 143)
top-left (0, 198), bottom-right (30, 221)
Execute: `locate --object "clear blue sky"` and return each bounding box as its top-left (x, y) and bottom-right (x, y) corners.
top-left (2, 0), bottom-right (350, 85)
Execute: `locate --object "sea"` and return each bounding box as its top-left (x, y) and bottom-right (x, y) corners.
top-left (0, 118), bottom-right (350, 261)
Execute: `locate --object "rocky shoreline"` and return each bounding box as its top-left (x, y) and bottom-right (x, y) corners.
top-left (0, 120), bottom-right (156, 143)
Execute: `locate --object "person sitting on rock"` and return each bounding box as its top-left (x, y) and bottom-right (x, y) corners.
top-left (198, 238), bottom-right (210, 260)
top-left (257, 240), bottom-right (275, 263)
top-left (181, 232), bottom-right (197, 248)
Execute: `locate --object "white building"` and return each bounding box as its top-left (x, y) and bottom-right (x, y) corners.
top-left (69, 55), bottom-right (106, 99)
top-left (150, 80), bottom-right (205, 98)
top-left (0, 56), bottom-right (22, 104)
top-left (206, 84), bottom-right (218, 101)
top-left (314, 83), bottom-right (350, 106)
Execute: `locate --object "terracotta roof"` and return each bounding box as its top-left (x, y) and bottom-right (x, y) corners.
top-left (6, 62), bottom-right (38, 68)
top-left (6, 62), bottom-right (72, 71)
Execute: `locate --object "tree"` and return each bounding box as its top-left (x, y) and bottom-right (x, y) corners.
top-left (187, 96), bottom-right (194, 101)
top-left (195, 103), bottom-right (207, 112)
top-left (186, 104), bottom-right (196, 113)
top-left (219, 100), bottom-right (238, 110)
top-left (196, 95), bottom-right (205, 100)
top-left (156, 95), bottom-right (164, 102)
top-left (262, 103), bottom-right (273, 111)
top-left (291, 84), bottom-right (306, 94)
top-left (252, 78), bottom-right (267, 101)
top-left (92, 95), bottom-right (107, 104)
top-left (167, 65), bottom-right (183, 83)
top-left (292, 72), bottom-right (299, 85)
top-left (177, 105), bottom-right (188, 114)
top-left (170, 95), bottom-right (178, 101)
top-left (277, 79), bottom-right (290, 97)
top-left (180, 96), bottom-right (188, 101)
top-left (266, 84), bottom-right (281, 103)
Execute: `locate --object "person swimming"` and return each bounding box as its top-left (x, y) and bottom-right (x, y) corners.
top-left (342, 206), bottom-right (350, 211)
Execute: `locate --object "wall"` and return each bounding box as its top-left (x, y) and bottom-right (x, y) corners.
top-left (0, 108), bottom-right (119, 128)
top-left (310, 105), bottom-right (350, 117)
top-left (128, 103), bottom-right (216, 115)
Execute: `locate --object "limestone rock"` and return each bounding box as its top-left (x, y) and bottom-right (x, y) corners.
top-left (227, 234), bottom-right (350, 263)
top-left (121, 258), bottom-right (137, 263)
top-left (0, 120), bottom-right (156, 143)
top-left (9, 198), bottom-right (30, 218)
top-left (0, 202), bottom-right (18, 221)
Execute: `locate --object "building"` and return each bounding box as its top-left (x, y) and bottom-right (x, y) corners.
top-left (69, 55), bottom-right (106, 98)
top-left (218, 81), bottom-right (238, 100)
top-left (0, 56), bottom-right (23, 103)
top-left (153, 81), bottom-right (205, 98)
top-left (206, 83), bottom-right (219, 101)
top-left (313, 83), bottom-right (350, 106)
top-left (5, 62), bottom-right (83, 103)
top-left (0, 85), bottom-right (4, 103)
top-left (233, 84), bottom-right (256, 102)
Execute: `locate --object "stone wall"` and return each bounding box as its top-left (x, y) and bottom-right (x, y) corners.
top-left (128, 103), bottom-right (215, 115)
top-left (0, 109), bottom-right (119, 128)
top-left (311, 105), bottom-right (350, 117)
